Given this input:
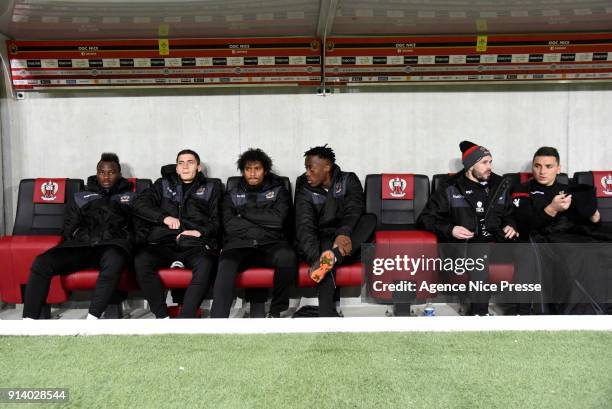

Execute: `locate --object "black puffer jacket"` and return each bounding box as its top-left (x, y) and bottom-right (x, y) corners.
top-left (133, 165), bottom-right (221, 250)
top-left (512, 179), bottom-right (612, 242)
top-left (222, 174), bottom-right (291, 250)
top-left (295, 165), bottom-right (364, 264)
top-left (417, 172), bottom-right (515, 242)
top-left (60, 176), bottom-right (136, 254)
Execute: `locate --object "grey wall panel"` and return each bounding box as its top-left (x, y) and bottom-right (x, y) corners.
top-left (1, 86), bottom-right (611, 232)
top-left (567, 89), bottom-right (612, 174)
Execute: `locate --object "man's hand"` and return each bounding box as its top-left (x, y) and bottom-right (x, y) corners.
top-left (545, 192), bottom-right (572, 216)
top-left (503, 225), bottom-right (519, 239)
top-left (163, 216), bottom-right (181, 230)
top-left (176, 230), bottom-right (202, 240)
top-left (333, 234), bottom-right (352, 257)
top-left (452, 226), bottom-right (474, 240)
top-left (590, 210), bottom-right (601, 223)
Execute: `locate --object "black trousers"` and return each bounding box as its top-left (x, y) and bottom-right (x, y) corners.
top-left (316, 214), bottom-right (377, 317)
top-left (134, 245), bottom-right (215, 318)
top-left (210, 242), bottom-right (297, 318)
top-left (23, 245), bottom-right (127, 319)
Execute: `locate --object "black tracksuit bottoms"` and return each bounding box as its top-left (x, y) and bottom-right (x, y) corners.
top-left (134, 245), bottom-right (215, 318)
top-left (23, 245), bottom-right (127, 319)
top-left (210, 242), bottom-right (297, 318)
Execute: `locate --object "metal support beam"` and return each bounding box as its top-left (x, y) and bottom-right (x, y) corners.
top-left (316, 0), bottom-right (339, 95)
top-left (316, 0), bottom-right (339, 39)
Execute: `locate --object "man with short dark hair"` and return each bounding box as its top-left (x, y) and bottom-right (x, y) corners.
top-left (514, 146), bottom-right (601, 235)
top-left (23, 153), bottom-right (137, 319)
top-left (295, 145), bottom-right (376, 317)
top-left (512, 146), bottom-right (611, 314)
top-left (210, 148), bottom-right (296, 318)
top-left (418, 141), bottom-right (518, 315)
top-left (133, 149), bottom-right (220, 318)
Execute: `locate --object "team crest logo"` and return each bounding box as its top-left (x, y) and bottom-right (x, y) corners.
top-left (40, 181), bottom-right (59, 201)
top-left (513, 198), bottom-right (520, 207)
top-left (600, 174), bottom-right (612, 195)
top-left (335, 182), bottom-right (342, 194)
top-left (388, 177), bottom-right (407, 198)
top-left (120, 195), bottom-right (131, 203)
top-left (476, 201), bottom-right (484, 213)
top-left (265, 191), bottom-right (275, 199)
top-left (196, 187), bottom-right (206, 195)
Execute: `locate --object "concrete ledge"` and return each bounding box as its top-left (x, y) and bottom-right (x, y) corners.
top-left (1, 315), bottom-right (611, 336)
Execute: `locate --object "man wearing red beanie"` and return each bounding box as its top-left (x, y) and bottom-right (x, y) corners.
top-left (418, 141), bottom-right (518, 315)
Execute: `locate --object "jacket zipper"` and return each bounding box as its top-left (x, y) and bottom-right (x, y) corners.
top-left (483, 177), bottom-right (510, 229)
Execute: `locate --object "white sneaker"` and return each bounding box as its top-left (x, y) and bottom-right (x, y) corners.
top-left (22, 317), bottom-right (35, 321)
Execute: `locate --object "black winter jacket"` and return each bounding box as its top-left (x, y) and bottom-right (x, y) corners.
top-left (417, 172), bottom-right (515, 242)
top-left (222, 174), bottom-right (291, 250)
top-left (295, 165), bottom-right (364, 264)
top-left (512, 179), bottom-right (612, 242)
top-left (133, 166), bottom-right (221, 250)
top-left (60, 176), bottom-right (137, 254)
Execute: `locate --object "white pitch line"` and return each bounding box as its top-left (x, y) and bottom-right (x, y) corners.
top-left (1, 316), bottom-right (612, 336)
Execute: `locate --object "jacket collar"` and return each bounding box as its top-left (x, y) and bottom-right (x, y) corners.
top-left (85, 176), bottom-right (132, 195)
top-left (238, 173), bottom-right (282, 192)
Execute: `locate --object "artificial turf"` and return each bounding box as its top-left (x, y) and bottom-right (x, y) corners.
top-left (1, 331), bottom-right (611, 409)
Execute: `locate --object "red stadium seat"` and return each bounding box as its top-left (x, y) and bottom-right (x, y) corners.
top-left (0, 178), bottom-right (83, 304)
top-left (365, 174), bottom-right (438, 311)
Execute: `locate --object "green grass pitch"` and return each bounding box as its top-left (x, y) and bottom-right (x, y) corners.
top-left (1, 331), bottom-right (611, 408)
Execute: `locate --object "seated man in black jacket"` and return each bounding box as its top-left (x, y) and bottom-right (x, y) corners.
top-left (418, 141), bottom-right (518, 315)
top-left (513, 146), bottom-right (611, 314)
top-left (210, 149), bottom-right (296, 318)
top-left (295, 145), bottom-right (376, 317)
top-left (133, 149), bottom-right (220, 319)
top-left (23, 153), bottom-right (137, 320)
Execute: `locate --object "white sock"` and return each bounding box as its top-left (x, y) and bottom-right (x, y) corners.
top-left (86, 313), bottom-right (99, 320)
